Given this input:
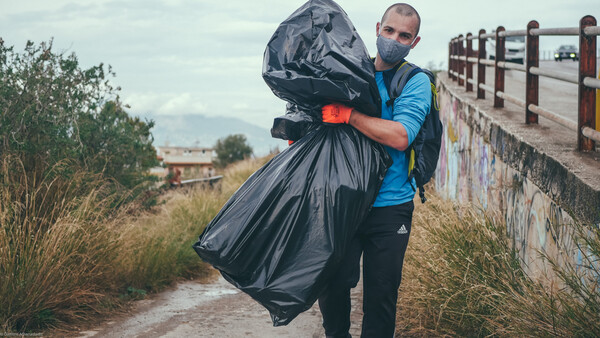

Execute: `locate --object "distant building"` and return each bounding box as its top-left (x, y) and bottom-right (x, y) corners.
top-left (150, 145), bottom-right (215, 179)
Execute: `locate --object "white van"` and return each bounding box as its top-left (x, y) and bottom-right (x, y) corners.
top-left (488, 35), bottom-right (526, 64)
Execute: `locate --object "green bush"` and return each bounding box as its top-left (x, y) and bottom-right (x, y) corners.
top-left (213, 134), bottom-right (253, 168)
top-left (0, 40), bottom-right (157, 201)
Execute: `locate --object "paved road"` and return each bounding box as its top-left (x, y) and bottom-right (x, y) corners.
top-left (470, 58), bottom-right (599, 125)
top-left (76, 271), bottom-right (364, 338)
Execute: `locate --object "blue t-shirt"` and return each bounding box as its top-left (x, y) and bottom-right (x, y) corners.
top-left (372, 70), bottom-right (431, 207)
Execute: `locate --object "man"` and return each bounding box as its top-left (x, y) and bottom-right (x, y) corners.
top-left (168, 167), bottom-right (182, 187)
top-left (318, 3), bottom-right (431, 337)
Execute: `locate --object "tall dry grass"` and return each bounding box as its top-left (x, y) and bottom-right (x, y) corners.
top-left (0, 155), bottom-right (270, 332)
top-left (396, 191), bottom-right (600, 337)
top-left (0, 156), bottom-right (125, 331)
top-left (111, 155), bottom-right (272, 291)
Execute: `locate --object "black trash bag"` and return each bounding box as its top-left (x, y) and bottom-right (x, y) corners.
top-left (193, 0), bottom-right (391, 327)
top-left (263, 0), bottom-right (381, 141)
top-left (193, 125), bottom-right (390, 326)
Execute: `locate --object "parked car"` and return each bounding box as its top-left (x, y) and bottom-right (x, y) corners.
top-left (554, 45), bottom-right (579, 61)
top-left (488, 35), bottom-right (526, 64)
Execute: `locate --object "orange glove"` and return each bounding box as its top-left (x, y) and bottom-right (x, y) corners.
top-left (322, 103), bottom-right (353, 124)
top-left (288, 140), bottom-right (294, 146)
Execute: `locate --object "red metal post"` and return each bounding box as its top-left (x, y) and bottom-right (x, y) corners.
top-left (578, 15), bottom-right (597, 151)
top-left (458, 34), bottom-right (465, 86)
top-left (448, 42), bottom-right (452, 78)
top-left (449, 39), bottom-right (454, 81)
top-left (451, 38), bottom-right (457, 81)
top-left (455, 38), bottom-right (459, 81)
top-left (526, 20), bottom-right (539, 124)
top-left (466, 33), bottom-right (473, 91)
top-left (455, 38), bottom-right (460, 82)
top-left (477, 29), bottom-right (486, 99)
top-left (494, 26), bottom-right (505, 108)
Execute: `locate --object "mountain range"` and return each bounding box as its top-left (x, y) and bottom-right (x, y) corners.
top-left (145, 114), bottom-right (286, 156)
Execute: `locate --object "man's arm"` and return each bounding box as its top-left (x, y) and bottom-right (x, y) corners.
top-left (348, 112), bottom-right (410, 151)
top-left (323, 72), bottom-right (431, 150)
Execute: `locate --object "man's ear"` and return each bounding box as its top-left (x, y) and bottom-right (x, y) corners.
top-left (376, 22), bottom-right (381, 36)
top-left (411, 36), bottom-right (421, 49)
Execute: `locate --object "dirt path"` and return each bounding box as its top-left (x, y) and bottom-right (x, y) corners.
top-left (76, 271), bottom-right (363, 338)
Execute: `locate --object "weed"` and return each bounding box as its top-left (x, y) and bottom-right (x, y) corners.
top-left (396, 191), bottom-right (600, 337)
top-left (119, 287), bottom-right (147, 301)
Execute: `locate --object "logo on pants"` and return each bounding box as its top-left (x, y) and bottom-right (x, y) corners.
top-left (397, 224), bottom-right (408, 235)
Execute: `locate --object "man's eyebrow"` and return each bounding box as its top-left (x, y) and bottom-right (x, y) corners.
top-left (397, 30), bottom-right (413, 38)
top-left (382, 24), bottom-right (415, 38)
top-left (385, 25), bottom-right (411, 33)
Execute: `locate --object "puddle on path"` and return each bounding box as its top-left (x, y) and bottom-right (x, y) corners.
top-left (77, 277), bottom-right (240, 337)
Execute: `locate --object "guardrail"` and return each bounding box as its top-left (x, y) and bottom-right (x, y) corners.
top-left (171, 175), bottom-right (223, 189)
top-left (448, 16), bottom-right (599, 151)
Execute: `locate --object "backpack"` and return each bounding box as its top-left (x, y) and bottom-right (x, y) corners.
top-left (383, 61), bottom-right (443, 203)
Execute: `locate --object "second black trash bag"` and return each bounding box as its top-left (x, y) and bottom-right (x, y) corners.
top-left (193, 125), bottom-right (391, 326)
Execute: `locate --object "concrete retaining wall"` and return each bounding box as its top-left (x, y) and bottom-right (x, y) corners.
top-left (434, 72), bottom-right (600, 275)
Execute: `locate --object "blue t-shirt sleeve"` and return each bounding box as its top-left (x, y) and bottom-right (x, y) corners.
top-left (392, 72), bottom-right (431, 145)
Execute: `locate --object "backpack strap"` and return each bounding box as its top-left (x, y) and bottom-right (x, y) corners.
top-left (385, 61), bottom-right (421, 107)
top-left (386, 62), bottom-right (434, 202)
top-left (382, 61), bottom-right (425, 190)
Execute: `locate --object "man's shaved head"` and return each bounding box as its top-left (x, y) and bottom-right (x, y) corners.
top-left (381, 3), bottom-right (421, 36)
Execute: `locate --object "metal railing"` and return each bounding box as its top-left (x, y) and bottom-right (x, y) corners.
top-left (448, 16), bottom-right (599, 152)
top-left (171, 175), bottom-right (223, 189)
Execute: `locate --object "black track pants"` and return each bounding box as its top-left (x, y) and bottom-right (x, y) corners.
top-left (318, 201), bottom-right (414, 338)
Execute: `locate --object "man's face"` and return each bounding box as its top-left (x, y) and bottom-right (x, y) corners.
top-left (376, 11), bottom-right (420, 48)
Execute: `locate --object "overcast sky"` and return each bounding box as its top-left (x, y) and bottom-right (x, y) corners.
top-left (1, 0), bottom-right (598, 134)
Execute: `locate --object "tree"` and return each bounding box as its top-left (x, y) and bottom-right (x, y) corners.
top-left (0, 39), bottom-right (157, 198)
top-left (214, 134), bottom-right (253, 168)
top-left (78, 101), bottom-right (158, 189)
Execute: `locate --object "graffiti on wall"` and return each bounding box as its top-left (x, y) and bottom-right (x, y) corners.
top-left (435, 86), bottom-right (578, 275)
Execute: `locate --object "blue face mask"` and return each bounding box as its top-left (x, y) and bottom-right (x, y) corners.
top-left (376, 35), bottom-right (414, 64)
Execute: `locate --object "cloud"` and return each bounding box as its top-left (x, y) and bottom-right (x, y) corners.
top-left (123, 86), bottom-right (285, 129)
top-left (124, 92), bottom-right (207, 116)
top-left (232, 103), bottom-right (250, 110)
top-left (149, 55), bottom-right (263, 75)
top-left (2, 0), bottom-right (598, 133)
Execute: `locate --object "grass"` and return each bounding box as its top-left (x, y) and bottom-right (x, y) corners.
top-left (6, 151), bottom-right (598, 335)
top-left (396, 191), bottom-right (600, 337)
top-left (0, 155), bottom-right (270, 333)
